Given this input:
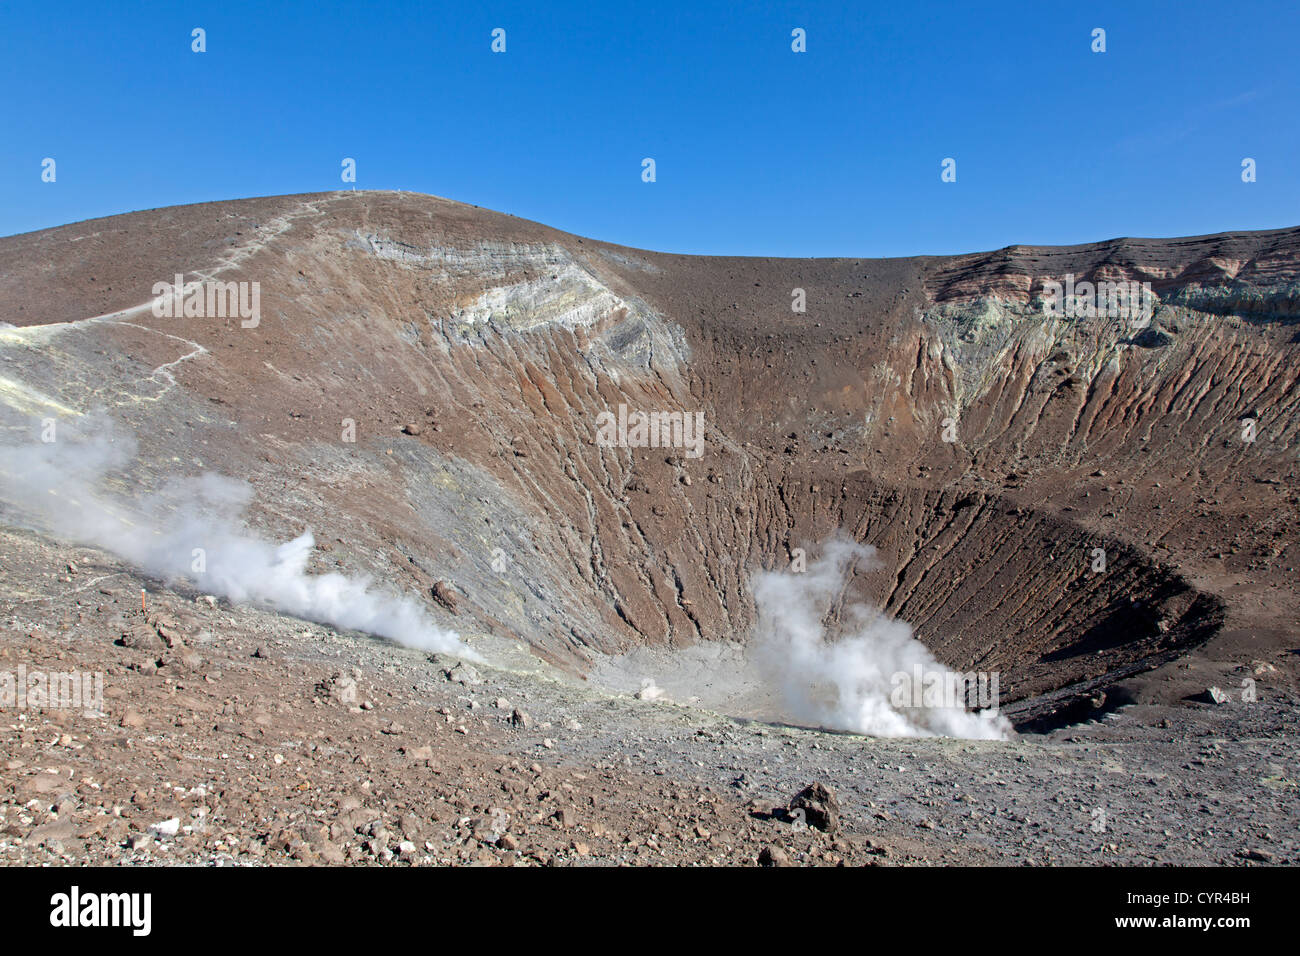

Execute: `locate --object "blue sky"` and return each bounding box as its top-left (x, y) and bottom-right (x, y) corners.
top-left (3, 0), bottom-right (1297, 256)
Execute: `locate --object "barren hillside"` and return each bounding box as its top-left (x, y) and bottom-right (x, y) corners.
top-left (2, 191), bottom-right (1297, 726)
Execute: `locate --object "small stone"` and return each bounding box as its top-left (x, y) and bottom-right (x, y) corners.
top-left (319, 843), bottom-right (345, 864)
top-left (27, 819), bottom-right (77, 846)
top-left (318, 673), bottom-right (358, 706)
top-left (118, 623), bottom-right (156, 649)
top-left (445, 663), bottom-right (481, 686)
top-left (147, 818), bottom-right (180, 839)
top-left (790, 781), bottom-right (840, 834)
top-left (758, 845), bottom-right (790, 867)
top-left (430, 581), bottom-right (460, 614)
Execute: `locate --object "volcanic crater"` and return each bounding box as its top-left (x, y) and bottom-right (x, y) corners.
top-left (2, 190), bottom-right (1297, 731)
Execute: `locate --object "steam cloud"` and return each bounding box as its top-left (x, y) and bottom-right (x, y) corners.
top-left (752, 536), bottom-right (1011, 740)
top-left (0, 417), bottom-right (470, 658)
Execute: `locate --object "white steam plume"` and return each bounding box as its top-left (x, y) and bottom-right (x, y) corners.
top-left (752, 535), bottom-right (1011, 740)
top-left (0, 417), bottom-right (471, 658)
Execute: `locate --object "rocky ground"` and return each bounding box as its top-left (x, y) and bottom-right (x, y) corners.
top-left (1, 191), bottom-right (1297, 868)
top-left (2, 526), bottom-right (1294, 867)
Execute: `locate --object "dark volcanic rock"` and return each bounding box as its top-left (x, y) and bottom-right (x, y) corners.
top-left (790, 782), bottom-right (840, 834)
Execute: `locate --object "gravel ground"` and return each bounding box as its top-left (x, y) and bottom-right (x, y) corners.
top-left (1, 527), bottom-right (1295, 867)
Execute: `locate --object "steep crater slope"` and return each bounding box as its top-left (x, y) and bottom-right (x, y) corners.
top-left (1, 192), bottom-right (1296, 727)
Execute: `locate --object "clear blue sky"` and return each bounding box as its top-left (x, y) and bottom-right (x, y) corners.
top-left (3, 0), bottom-right (1297, 256)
